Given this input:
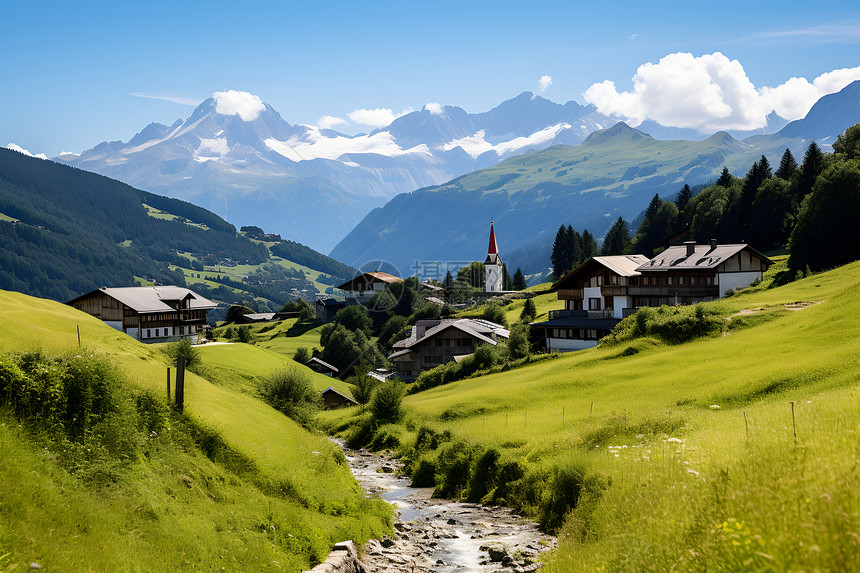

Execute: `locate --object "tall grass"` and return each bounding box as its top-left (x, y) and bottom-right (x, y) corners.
top-left (322, 259), bottom-right (860, 567)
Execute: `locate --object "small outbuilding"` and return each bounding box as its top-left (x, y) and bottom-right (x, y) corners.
top-left (305, 357), bottom-right (339, 377)
top-left (321, 387), bottom-right (358, 409)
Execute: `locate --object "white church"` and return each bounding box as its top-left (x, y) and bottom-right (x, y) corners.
top-left (484, 221), bottom-right (505, 293)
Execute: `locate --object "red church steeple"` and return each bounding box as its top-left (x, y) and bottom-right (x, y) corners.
top-left (488, 220), bottom-right (498, 255)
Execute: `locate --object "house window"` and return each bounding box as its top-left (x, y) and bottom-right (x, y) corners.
top-left (588, 298), bottom-right (601, 310)
top-left (679, 277), bottom-right (685, 285)
top-left (667, 277), bottom-right (673, 285)
top-left (604, 297), bottom-right (614, 309)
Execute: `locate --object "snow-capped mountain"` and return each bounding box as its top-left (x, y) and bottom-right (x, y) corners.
top-left (54, 90), bottom-right (792, 252)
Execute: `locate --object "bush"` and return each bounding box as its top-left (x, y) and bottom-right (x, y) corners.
top-left (237, 325), bottom-right (251, 343)
top-left (482, 303), bottom-right (508, 327)
top-left (433, 440), bottom-right (475, 498)
top-left (540, 464), bottom-right (587, 532)
top-left (467, 448), bottom-right (501, 502)
top-left (293, 347), bottom-right (311, 364)
top-left (165, 338), bottom-right (200, 369)
top-left (411, 457), bottom-right (437, 487)
top-left (351, 374), bottom-right (381, 406)
top-left (370, 380), bottom-right (406, 423)
top-left (258, 368), bottom-right (318, 426)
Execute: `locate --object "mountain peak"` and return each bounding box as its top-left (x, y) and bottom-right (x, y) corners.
top-left (583, 122), bottom-right (651, 145)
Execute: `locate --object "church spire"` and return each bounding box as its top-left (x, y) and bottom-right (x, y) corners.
top-left (487, 220), bottom-right (498, 256)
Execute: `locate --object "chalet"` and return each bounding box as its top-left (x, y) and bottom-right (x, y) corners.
top-left (633, 241), bottom-right (773, 303)
top-left (532, 242), bottom-right (772, 352)
top-left (68, 286), bottom-right (216, 343)
top-left (305, 356), bottom-right (339, 377)
top-left (531, 255), bottom-right (649, 352)
top-left (336, 271), bottom-right (403, 304)
top-left (315, 298), bottom-right (346, 322)
top-left (321, 387), bottom-right (358, 409)
top-left (389, 318), bottom-right (509, 381)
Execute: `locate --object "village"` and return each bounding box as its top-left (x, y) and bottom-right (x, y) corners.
top-left (68, 220), bottom-right (772, 403)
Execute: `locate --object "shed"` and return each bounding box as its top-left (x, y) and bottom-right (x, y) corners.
top-left (305, 356), bottom-right (339, 377)
top-left (321, 387), bottom-right (358, 409)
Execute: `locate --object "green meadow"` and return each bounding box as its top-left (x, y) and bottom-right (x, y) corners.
top-left (322, 259), bottom-right (860, 571)
top-left (0, 291), bottom-right (388, 571)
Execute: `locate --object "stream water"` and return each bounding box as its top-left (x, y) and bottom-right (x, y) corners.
top-left (341, 446), bottom-right (556, 572)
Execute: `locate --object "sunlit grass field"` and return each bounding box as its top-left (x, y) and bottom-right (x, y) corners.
top-left (324, 259), bottom-right (860, 571)
top-left (0, 291), bottom-right (387, 571)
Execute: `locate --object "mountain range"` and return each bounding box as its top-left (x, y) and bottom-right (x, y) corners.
top-left (54, 89), bottom-right (807, 254)
top-left (330, 80), bottom-right (860, 277)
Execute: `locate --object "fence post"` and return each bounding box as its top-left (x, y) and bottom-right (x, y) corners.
top-left (175, 356), bottom-right (185, 411)
top-left (167, 367), bottom-right (171, 401)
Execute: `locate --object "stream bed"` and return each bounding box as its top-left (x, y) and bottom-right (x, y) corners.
top-left (341, 446), bottom-right (556, 572)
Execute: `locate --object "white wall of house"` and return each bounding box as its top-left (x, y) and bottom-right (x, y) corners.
top-left (583, 286), bottom-right (602, 310)
top-left (546, 337), bottom-right (598, 352)
top-left (105, 320), bottom-right (122, 332)
top-left (718, 272), bottom-right (762, 297)
top-left (612, 296), bottom-right (633, 319)
top-left (126, 327), bottom-right (139, 340)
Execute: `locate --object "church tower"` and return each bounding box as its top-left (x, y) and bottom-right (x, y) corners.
top-left (484, 221), bottom-right (504, 292)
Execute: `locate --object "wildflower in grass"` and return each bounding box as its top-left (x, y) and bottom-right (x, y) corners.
top-left (709, 405), bottom-right (721, 409)
top-left (666, 437), bottom-right (683, 443)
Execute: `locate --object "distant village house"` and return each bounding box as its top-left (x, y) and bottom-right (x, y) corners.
top-left (336, 271), bottom-right (403, 304)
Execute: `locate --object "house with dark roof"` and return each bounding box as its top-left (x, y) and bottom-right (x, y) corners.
top-left (336, 271), bottom-right (403, 304)
top-left (305, 357), bottom-right (339, 377)
top-left (633, 241), bottom-right (772, 304)
top-left (68, 286), bottom-right (216, 343)
top-left (389, 318), bottom-right (509, 381)
top-left (315, 298), bottom-right (346, 322)
top-left (321, 386), bottom-right (357, 409)
top-left (532, 242), bottom-right (772, 352)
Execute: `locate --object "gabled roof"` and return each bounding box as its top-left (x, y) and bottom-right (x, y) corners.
top-left (315, 298), bottom-right (346, 307)
top-left (552, 255), bottom-right (650, 290)
top-left (305, 356), bottom-right (339, 373)
top-left (336, 271), bottom-right (403, 291)
top-left (321, 386), bottom-right (357, 405)
top-left (69, 286), bottom-right (216, 314)
top-left (638, 243), bottom-right (773, 272)
top-left (393, 318), bottom-right (509, 351)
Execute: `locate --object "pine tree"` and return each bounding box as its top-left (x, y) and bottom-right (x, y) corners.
top-left (795, 141), bottom-right (825, 205)
top-left (568, 226), bottom-right (582, 268)
top-left (520, 297), bottom-right (537, 323)
top-left (716, 167), bottom-right (734, 187)
top-left (444, 269), bottom-right (453, 293)
top-left (775, 148), bottom-right (799, 180)
top-left (580, 229), bottom-right (598, 260)
top-left (601, 217), bottom-right (632, 255)
top-left (511, 268), bottom-right (527, 291)
top-left (550, 225), bottom-right (571, 280)
top-left (675, 184), bottom-right (692, 213)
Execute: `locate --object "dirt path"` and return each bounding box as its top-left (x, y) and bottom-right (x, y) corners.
top-left (341, 446), bottom-right (556, 572)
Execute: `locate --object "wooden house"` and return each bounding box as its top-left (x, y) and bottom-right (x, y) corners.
top-left (305, 356), bottom-right (339, 377)
top-left (315, 298), bottom-right (346, 322)
top-left (68, 286), bottom-right (216, 343)
top-left (389, 318), bottom-right (509, 381)
top-left (336, 271), bottom-right (402, 304)
top-left (633, 241), bottom-right (772, 304)
top-left (531, 255), bottom-right (648, 352)
top-left (321, 387), bottom-right (358, 409)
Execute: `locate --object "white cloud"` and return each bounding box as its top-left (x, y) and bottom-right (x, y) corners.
top-left (442, 123), bottom-right (571, 158)
top-left (318, 115), bottom-right (347, 129)
top-left (129, 92), bottom-right (201, 106)
top-left (538, 75), bottom-right (552, 92)
top-left (424, 102), bottom-right (444, 115)
top-left (212, 90), bottom-right (265, 121)
top-left (264, 127), bottom-right (430, 161)
top-left (6, 143), bottom-right (47, 159)
top-left (347, 106), bottom-right (413, 127)
top-left (583, 53), bottom-right (860, 132)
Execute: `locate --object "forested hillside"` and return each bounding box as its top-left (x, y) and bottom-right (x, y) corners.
top-left (0, 148), bottom-right (355, 307)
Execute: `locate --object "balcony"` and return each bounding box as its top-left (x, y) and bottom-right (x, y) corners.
top-left (546, 309), bottom-right (613, 320)
top-left (557, 288), bottom-right (583, 301)
top-left (600, 285), bottom-right (628, 297)
top-left (626, 286), bottom-right (718, 298)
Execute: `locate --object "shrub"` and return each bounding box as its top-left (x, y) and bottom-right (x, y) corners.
top-left (351, 374), bottom-right (381, 406)
top-left (467, 448), bottom-right (501, 502)
top-left (237, 325), bottom-right (251, 343)
top-left (370, 380), bottom-right (406, 423)
top-left (540, 463), bottom-right (587, 532)
top-left (433, 440), bottom-right (476, 498)
top-left (293, 347), bottom-right (311, 364)
top-left (482, 303), bottom-right (508, 327)
top-left (258, 368), bottom-right (318, 426)
top-left (410, 456), bottom-right (437, 487)
top-left (165, 338), bottom-right (200, 369)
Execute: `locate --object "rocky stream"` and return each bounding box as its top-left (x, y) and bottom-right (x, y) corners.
top-left (342, 446), bottom-right (556, 572)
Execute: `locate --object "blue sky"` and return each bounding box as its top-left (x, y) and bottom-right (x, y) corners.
top-left (3, 1), bottom-right (860, 157)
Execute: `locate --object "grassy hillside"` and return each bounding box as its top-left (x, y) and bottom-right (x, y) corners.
top-left (322, 260), bottom-right (860, 571)
top-left (0, 291), bottom-right (388, 571)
